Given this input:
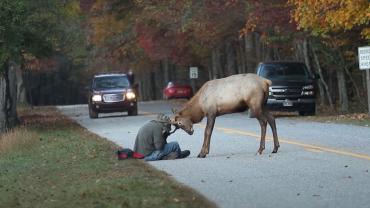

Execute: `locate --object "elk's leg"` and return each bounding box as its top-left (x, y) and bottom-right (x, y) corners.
top-left (251, 106), bottom-right (267, 154)
top-left (198, 114), bottom-right (216, 158)
top-left (256, 117), bottom-right (267, 155)
top-left (263, 108), bottom-right (280, 153)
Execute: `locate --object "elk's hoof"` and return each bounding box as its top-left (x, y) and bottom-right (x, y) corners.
top-left (257, 148), bottom-right (264, 155)
top-left (272, 147), bottom-right (279, 153)
top-left (197, 153), bottom-right (207, 158)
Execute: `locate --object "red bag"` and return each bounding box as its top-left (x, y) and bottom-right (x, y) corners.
top-left (117, 148), bottom-right (144, 160)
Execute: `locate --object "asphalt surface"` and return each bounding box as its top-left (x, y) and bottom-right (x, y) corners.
top-left (58, 101), bottom-right (370, 208)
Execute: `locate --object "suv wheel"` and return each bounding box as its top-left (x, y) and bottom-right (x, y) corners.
top-left (89, 106), bottom-right (99, 119)
top-left (299, 108), bottom-right (315, 116)
top-left (128, 106), bottom-right (138, 116)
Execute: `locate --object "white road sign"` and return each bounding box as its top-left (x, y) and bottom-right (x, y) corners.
top-left (190, 67), bottom-right (198, 79)
top-left (358, 46), bottom-right (370, 70)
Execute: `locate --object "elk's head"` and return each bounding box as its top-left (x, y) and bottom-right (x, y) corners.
top-left (171, 108), bottom-right (194, 135)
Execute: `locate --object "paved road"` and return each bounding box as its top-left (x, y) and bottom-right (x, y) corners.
top-left (59, 101), bottom-right (370, 208)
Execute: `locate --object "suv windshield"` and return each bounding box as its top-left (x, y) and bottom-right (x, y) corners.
top-left (93, 76), bottom-right (130, 90)
top-left (259, 63), bottom-right (309, 80)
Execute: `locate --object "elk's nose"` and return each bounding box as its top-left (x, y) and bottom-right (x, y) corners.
top-left (189, 127), bottom-right (194, 135)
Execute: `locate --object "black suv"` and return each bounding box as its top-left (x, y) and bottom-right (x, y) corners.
top-left (256, 61), bottom-right (317, 116)
top-left (88, 73), bottom-right (138, 118)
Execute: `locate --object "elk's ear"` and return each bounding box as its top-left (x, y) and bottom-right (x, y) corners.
top-left (171, 108), bottom-right (178, 114)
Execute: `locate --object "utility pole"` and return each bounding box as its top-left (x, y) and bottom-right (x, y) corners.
top-left (367, 69), bottom-right (370, 116)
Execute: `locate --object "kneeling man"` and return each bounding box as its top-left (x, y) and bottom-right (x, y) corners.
top-left (134, 114), bottom-right (190, 161)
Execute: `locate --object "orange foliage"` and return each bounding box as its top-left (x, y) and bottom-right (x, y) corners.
top-left (289, 0), bottom-right (370, 39)
top-left (89, 0), bottom-right (127, 46)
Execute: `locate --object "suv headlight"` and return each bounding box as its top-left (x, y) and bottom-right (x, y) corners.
top-left (302, 85), bottom-right (314, 90)
top-left (126, 90), bottom-right (136, 100)
top-left (302, 85), bottom-right (314, 96)
top-left (268, 87), bottom-right (273, 96)
top-left (92, 94), bottom-right (102, 102)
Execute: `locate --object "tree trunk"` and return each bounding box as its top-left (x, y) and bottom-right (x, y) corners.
top-left (302, 38), bottom-right (313, 75)
top-left (254, 33), bottom-right (262, 64)
top-left (0, 61), bottom-right (19, 132)
top-left (264, 43), bottom-right (274, 61)
top-left (207, 56), bottom-right (213, 80)
top-left (150, 71), bottom-right (157, 100)
top-left (0, 72), bottom-right (7, 132)
top-left (339, 53), bottom-right (366, 109)
top-left (211, 47), bottom-right (221, 79)
top-left (225, 39), bottom-right (237, 76)
top-left (24, 70), bottom-right (34, 107)
top-left (336, 67), bottom-right (349, 113)
top-left (236, 40), bottom-right (246, 74)
top-left (311, 45), bottom-right (334, 108)
top-left (295, 41), bottom-right (303, 61)
top-left (245, 33), bottom-right (256, 73)
top-left (15, 63), bottom-right (26, 104)
top-left (162, 58), bottom-right (171, 84)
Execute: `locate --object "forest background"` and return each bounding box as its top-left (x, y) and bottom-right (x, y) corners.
top-left (0, 0), bottom-right (369, 132)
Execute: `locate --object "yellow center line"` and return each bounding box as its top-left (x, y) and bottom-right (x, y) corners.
top-left (195, 124), bottom-right (370, 161)
top-left (140, 111), bottom-right (157, 116)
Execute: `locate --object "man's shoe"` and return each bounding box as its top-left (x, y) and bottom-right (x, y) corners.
top-left (179, 150), bottom-right (190, 159)
top-left (162, 152), bottom-right (178, 160)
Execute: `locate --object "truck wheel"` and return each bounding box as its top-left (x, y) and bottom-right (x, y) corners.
top-left (128, 106), bottom-right (138, 116)
top-left (299, 109), bottom-right (315, 116)
top-left (89, 107), bottom-right (98, 119)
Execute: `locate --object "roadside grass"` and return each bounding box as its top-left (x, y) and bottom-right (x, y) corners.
top-left (0, 107), bottom-right (215, 208)
top-left (294, 113), bottom-right (370, 127)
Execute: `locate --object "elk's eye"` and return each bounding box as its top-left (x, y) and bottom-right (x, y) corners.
top-left (178, 122), bottom-right (182, 126)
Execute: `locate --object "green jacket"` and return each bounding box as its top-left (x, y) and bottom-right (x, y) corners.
top-left (133, 120), bottom-right (172, 156)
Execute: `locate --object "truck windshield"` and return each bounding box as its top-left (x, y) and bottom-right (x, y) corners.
top-left (93, 76), bottom-right (130, 89)
top-left (259, 63), bottom-right (309, 80)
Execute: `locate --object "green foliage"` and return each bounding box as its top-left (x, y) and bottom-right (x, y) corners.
top-left (0, 0), bottom-right (26, 64)
top-left (0, 0), bottom-right (87, 71)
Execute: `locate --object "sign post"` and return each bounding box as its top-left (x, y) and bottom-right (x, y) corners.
top-left (358, 46), bottom-right (370, 115)
top-left (189, 67), bottom-right (198, 93)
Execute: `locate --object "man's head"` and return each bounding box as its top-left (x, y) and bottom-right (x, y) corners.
top-left (156, 114), bottom-right (172, 131)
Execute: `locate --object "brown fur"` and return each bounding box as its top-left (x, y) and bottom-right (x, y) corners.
top-left (172, 73), bottom-right (280, 158)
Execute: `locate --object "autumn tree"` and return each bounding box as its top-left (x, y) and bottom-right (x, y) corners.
top-left (289, 0), bottom-right (370, 112)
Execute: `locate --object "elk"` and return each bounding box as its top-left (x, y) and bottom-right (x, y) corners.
top-left (171, 73), bottom-right (279, 158)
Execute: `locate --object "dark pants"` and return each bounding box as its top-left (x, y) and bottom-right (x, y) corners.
top-left (144, 142), bottom-right (181, 161)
